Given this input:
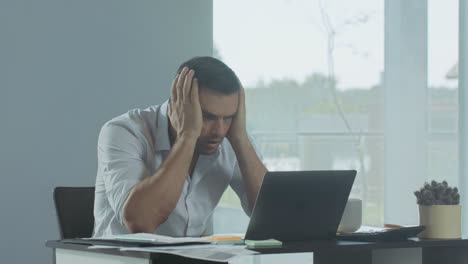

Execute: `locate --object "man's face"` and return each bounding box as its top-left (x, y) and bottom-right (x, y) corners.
top-left (196, 87), bottom-right (239, 155)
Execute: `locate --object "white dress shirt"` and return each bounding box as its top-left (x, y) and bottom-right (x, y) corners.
top-left (92, 100), bottom-right (257, 238)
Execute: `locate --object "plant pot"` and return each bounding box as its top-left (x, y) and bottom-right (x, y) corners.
top-left (418, 205), bottom-right (461, 239)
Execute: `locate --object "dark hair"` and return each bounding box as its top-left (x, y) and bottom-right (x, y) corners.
top-left (176, 56), bottom-right (240, 94)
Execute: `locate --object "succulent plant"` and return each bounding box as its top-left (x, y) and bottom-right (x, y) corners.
top-left (414, 180), bottom-right (460, 205)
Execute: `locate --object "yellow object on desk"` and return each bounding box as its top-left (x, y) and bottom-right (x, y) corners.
top-left (203, 234), bottom-right (243, 242)
top-left (202, 234), bottom-right (245, 245)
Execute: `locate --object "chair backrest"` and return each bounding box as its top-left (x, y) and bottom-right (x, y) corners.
top-left (53, 186), bottom-right (95, 239)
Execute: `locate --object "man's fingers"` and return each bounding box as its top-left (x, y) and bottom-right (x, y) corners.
top-left (176, 67), bottom-right (189, 103)
top-left (170, 76), bottom-right (178, 102)
top-left (183, 69), bottom-right (195, 101)
top-left (191, 78), bottom-right (199, 103)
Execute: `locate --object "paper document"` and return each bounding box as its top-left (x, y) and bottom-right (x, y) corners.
top-left (113, 233), bottom-right (210, 243)
top-left (82, 233), bottom-right (211, 247)
top-left (121, 244), bottom-right (258, 263)
top-left (88, 245), bottom-right (121, 249)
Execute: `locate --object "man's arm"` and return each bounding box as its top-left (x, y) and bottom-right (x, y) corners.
top-left (227, 87), bottom-right (267, 211)
top-left (122, 67), bottom-right (202, 233)
top-left (230, 136), bottom-right (267, 211)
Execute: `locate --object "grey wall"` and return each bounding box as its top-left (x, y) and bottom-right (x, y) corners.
top-left (0, 1), bottom-right (212, 263)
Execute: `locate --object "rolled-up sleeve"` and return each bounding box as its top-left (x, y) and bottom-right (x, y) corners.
top-left (97, 122), bottom-right (150, 224)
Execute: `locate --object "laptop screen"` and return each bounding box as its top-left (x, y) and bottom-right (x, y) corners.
top-left (245, 170), bottom-right (356, 242)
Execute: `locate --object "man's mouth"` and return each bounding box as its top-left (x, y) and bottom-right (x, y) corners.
top-left (205, 139), bottom-right (222, 146)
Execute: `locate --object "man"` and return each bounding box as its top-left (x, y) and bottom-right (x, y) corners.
top-left (93, 56), bottom-right (267, 237)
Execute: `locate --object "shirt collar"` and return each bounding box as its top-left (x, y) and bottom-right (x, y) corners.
top-left (154, 100), bottom-right (171, 152)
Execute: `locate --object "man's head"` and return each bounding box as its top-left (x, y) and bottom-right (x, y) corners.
top-left (175, 56), bottom-right (241, 155)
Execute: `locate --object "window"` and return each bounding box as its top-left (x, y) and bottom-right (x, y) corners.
top-left (427, 0), bottom-right (459, 183)
top-left (213, 0), bottom-right (459, 231)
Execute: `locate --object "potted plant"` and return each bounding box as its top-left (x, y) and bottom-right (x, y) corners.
top-left (414, 180), bottom-right (461, 239)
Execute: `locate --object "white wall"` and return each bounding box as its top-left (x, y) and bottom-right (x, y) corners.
top-left (0, 1), bottom-right (212, 263)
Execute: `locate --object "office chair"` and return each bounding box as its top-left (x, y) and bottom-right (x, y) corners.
top-left (53, 186), bottom-right (95, 239)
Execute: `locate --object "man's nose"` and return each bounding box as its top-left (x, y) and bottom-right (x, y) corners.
top-left (211, 118), bottom-right (225, 135)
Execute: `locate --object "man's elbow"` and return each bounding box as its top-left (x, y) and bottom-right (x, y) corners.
top-left (122, 206), bottom-right (168, 233)
top-left (123, 218), bottom-right (153, 234)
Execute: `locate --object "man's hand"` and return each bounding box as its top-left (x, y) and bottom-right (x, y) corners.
top-left (168, 67), bottom-right (203, 140)
top-left (227, 86), bottom-right (248, 143)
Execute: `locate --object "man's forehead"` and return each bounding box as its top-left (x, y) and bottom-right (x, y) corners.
top-left (198, 87), bottom-right (238, 112)
top-left (201, 108), bottom-right (237, 118)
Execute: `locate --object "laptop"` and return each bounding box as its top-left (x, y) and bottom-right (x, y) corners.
top-left (244, 170), bottom-right (356, 242)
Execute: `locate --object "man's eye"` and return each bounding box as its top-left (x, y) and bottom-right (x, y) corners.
top-left (203, 115), bottom-right (217, 120)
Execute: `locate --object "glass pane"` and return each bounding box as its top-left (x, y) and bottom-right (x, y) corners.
top-left (427, 0), bottom-right (459, 186)
top-left (214, 0), bottom-right (384, 229)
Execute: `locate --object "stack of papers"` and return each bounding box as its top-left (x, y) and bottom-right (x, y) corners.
top-left (76, 233), bottom-right (258, 263)
top-left (121, 244), bottom-right (258, 262)
top-left (81, 233), bottom-right (211, 247)
top-left (113, 233), bottom-right (210, 244)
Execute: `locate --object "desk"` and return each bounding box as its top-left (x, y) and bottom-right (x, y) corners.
top-left (46, 238), bottom-right (468, 264)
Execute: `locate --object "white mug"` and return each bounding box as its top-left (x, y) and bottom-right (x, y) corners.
top-left (338, 198), bottom-right (362, 233)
